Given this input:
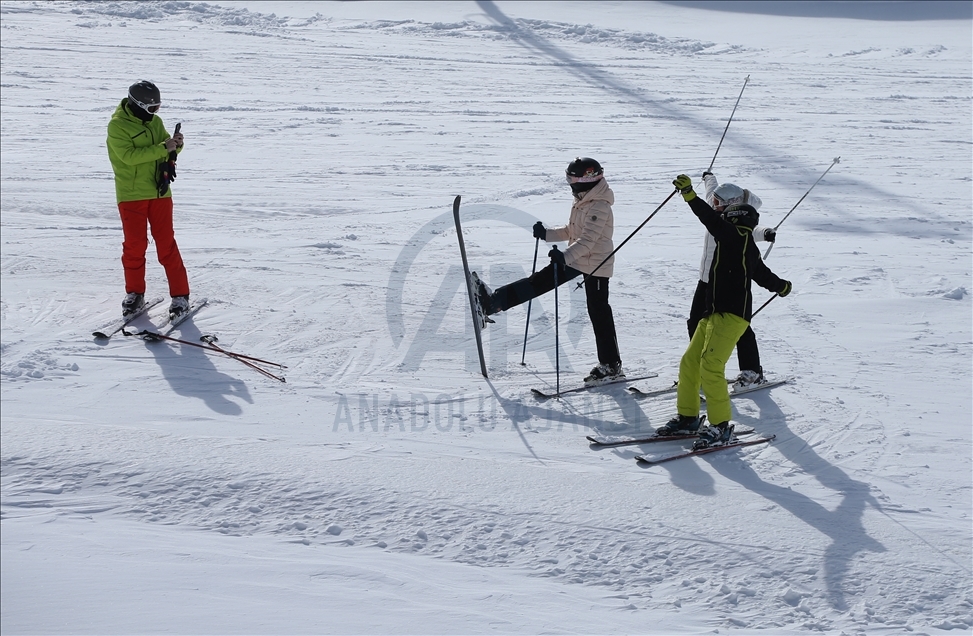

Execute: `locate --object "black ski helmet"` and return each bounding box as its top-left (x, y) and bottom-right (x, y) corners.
top-left (723, 203), bottom-right (760, 229)
top-left (565, 157), bottom-right (604, 195)
top-left (128, 80), bottom-right (161, 117)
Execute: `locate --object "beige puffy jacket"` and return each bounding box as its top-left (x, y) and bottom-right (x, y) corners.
top-left (545, 178), bottom-right (616, 278)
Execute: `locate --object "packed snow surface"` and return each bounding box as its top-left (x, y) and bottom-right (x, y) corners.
top-left (1, 1), bottom-right (971, 634)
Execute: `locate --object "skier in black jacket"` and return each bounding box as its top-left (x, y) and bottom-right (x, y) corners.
top-left (658, 174), bottom-right (792, 449)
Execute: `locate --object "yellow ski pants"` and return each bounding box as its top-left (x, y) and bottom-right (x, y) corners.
top-left (676, 312), bottom-right (750, 425)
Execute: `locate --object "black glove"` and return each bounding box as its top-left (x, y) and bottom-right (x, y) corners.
top-left (533, 221), bottom-right (546, 240)
top-left (702, 171), bottom-right (713, 178)
top-left (672, 174), bottom-right (696, 202)
top-left (549, 246), bottom-right (565, 267)
top-left (777, 280), bottom-right (792, 297)
top-left (764, 228), bottom-right (777, 243)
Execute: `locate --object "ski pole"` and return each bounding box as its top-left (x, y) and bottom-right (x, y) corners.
top-left (764, 156), bottom-right (840, 260)
top-left (126, 329), bottom-right (287, 370)
top-left (708, 75), bottom-right (750, 172)
top-left (750, 293), bottom-right (778, 320)
top-left (551, 246), bottom-right (562, 398)
top-left (576, 189), bottom-right (679, 290)
top-left (201, 335), bottom-right (286, 383)
top-left (521, 236), bottom-right (540, 365)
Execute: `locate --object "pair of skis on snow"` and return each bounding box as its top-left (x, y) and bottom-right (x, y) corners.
top-left (92, 298), bottom-right (286, 382)
top-left (587, 425), bottom-right (777, 465)
top-left (92, 296), bottom-right (208, 340)
top-left (551, 377), bottom-right (784, 462)
top-left (453, 196), bottom-right (781, 464)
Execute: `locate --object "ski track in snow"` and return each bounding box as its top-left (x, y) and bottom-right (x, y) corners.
top-left (2, 1), bottom-right (972, 633)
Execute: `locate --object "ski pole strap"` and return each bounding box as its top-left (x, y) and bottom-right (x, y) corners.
top-left (577, 189), bottom-right (678, 290)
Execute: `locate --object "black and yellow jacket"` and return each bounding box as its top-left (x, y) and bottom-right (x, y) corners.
top-left (687, 198), bottom-right (788, 321)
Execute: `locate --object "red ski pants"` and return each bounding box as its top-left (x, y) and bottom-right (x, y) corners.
top-left (118, 198), bottom-right (190, 297)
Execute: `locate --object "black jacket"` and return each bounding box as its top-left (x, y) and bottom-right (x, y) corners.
top-left (687, 197), bottom-right (787, 321)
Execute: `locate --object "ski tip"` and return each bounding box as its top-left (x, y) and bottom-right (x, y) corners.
top-left (92, 332), bottom-right (109, 339)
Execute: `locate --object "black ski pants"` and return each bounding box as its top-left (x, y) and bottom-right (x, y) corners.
top-left (490, 263), bottom-right (620, 366)
top-left (687, 279), bottom-right (761, 374)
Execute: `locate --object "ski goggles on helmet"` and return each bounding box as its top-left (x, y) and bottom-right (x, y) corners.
top-left (130, 94), bottom-right (160, 113)
top-left (565, 173), bottom-right (603, 185)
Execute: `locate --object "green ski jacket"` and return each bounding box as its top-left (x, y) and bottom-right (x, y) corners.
top-left (106, 99), bottom-right (179, 203)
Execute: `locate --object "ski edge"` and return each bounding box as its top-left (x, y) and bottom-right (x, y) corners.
top-left (628, 378), bottom-right (792, 399)
top-left (586, 427), bottom-right (756, 447)
top-left (531, 373), bottom-right (660, 399)
top-left (159, 297), bottom-right (209, 336)
top-left (635, 434), bottom-right (777, 464)
top-left (453, 196), bottom-right (488, 379)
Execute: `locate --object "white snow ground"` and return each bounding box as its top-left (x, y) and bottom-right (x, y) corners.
top-left (1, 1), bottom-right (971, 634)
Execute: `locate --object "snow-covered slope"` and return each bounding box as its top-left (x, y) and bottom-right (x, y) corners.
top-left (2, 1), bottom-right (971, 633)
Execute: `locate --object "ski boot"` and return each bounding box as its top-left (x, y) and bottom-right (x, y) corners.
top-left (692, 421), bottom-right (735, 450)
top-left (731, 369), bottom-right (766, 391)
top-left (168, 295), bottom-right (190, 322)
top-left (121, 292), bottom-right (145, 317)
top-left (583, 361), bottom-right (625, 386)
top-left (656, 414), bottom-right (705, 436)
top-left (469, 272), bottom-right (495, 329)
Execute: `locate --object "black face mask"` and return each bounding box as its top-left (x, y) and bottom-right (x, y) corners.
top-left (570, 182), bottom-right (597, 198)
top-left (127, 100), bottom-right (154, 123)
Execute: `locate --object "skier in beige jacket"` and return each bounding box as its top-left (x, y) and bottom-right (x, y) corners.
top-left (473, 157), bottom-right (623, 384)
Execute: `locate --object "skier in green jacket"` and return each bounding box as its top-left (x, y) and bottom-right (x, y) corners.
top-left (106, 80), bottom-right (190, 320)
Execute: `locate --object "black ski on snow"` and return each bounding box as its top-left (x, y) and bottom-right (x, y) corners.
top-left (92, 296), bottom-right (166, 339)
top-left (587, 426), bottom-right (755, 447)
top-left (635, 434), bottom-right (776, 465)
top-left (530, 373), bottom-right (660, 399)
top-left (453, 195), bottom-right (488, 378)
top-left (628, 377), bottom-right (792, 399)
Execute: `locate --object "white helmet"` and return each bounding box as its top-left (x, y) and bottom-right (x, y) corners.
top-left (712, 183), bottom-right (745, 207)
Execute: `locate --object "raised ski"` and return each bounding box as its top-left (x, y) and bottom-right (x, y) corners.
top-left (452, 195), bottom-right (489, 378)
